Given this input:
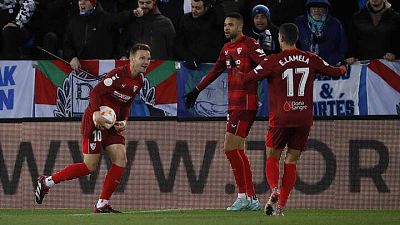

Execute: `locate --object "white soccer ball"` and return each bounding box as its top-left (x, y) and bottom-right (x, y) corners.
top-left (93, 106), bottom-right (116, 129)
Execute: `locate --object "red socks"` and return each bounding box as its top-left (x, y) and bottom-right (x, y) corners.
top-left (278, 163), bottom-right (297, 207)
top-left (225, 150), bottom-right (246, 193)
top-left (266, 157), bottom-right (280, 191)
top-left (238, 150), bottom-right (255, 197)
top-left (52, 163), bottom-right (91, 184)
top-left (100, 164), bottom-right (125, 200)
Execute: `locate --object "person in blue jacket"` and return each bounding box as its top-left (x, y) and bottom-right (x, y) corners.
top-left (295, 0), bottom-right (347, 65)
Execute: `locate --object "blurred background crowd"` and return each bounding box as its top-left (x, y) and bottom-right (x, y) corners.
top-left (0, 0), bottom-right (398, 68)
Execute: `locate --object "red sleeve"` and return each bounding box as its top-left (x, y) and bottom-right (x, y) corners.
top-left (89, 69), bottom-right (119, 112)
top-left (312, 54), bottom-right (347, 77)
top-left (248, 38), bottom-right (266, 64)
top-left (196, 48), bottom-right (227, 91)
top-left (245, 56), bottom-right (275, 82)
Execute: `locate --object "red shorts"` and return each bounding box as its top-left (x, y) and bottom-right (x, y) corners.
top-left (226, 110), bottom-right (257, 138)
top-left (266, 126), bottom-right (311, 151)
top-left (81, 111), bottom-right (125, 154)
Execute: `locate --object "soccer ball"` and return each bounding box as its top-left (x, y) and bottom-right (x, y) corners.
top-left (93, 106), bottom-right (116, 129)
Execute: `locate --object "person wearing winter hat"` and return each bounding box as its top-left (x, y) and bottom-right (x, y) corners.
top-left (248, 4), bottom-right (280, 55)
top-left (295, 0), bottom-right (347, 65)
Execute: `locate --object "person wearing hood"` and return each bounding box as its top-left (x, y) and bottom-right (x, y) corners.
top-left (295, 0), bottom-right (347, 66)
top-left (64, 0), bottom-right (140, 71)
top-left (247, 4), bottom-right (279, 55)
top-left (345, 0), bottom-right (400, 64)
top-left (118, 0), bottom-right (176, 60)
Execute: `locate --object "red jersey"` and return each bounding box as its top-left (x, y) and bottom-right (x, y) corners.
top-left (247, 49), bottom-right (346, 127)
top-left (87, 64), bottom-right (144, 120)
top-left (196, 35), bottom-right (265, 111)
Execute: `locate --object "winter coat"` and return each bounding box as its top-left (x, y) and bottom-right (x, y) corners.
top-left (347, 3), bottom-right (400, 60)
top-left (295, 13), bottom-right (347, 65)
top-left (118, 7), bottom-right (176, 60)
top-left (174, 4), bottom-right (225, 63)
top-left (63, 5), bottom-right (133, 60)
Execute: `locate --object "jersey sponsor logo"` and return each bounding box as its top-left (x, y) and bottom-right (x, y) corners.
top-left (90, 143), bottom-right (96, 151)
top-left (283, 101), bottom-right (308, 112)
top-left (104, 78), bottom-right (113, 86)
top-left (237, 48), bottom-right (242, 54)
top-left (121, 84), bottom-right (126, 88)
top-left (113, 91), bottom-right (132, 101)
top-left (224, 50), bottom-right (228, 56)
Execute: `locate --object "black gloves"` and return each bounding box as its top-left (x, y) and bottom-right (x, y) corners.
top-left (184, 88), bottom-right (201, 108)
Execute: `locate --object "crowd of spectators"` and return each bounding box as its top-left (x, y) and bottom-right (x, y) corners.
top-left (0, 0), bottom-right (398, 66)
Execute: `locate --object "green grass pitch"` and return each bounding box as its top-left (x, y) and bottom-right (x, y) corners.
top-left (0, 209), bottom-right (399, 225)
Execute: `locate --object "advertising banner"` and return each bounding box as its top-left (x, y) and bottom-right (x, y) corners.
top-left (0, 61), bottom-right (35, 118)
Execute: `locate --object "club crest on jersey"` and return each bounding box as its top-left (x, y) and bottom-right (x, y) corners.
top-left (133, 85), bottom-right (138, 92)
top-left (90, 143), bottom-right (96, 151)
top-left (237, 48), bottom-right (242, 54)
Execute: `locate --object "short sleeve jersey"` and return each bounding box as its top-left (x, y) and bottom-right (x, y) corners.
top-left (248, 49), bottom-right (345, 127)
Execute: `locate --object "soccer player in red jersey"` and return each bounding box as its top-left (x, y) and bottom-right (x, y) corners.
top-left (185, 12), bottom-right (266, 211)
top-left (241, 23), bottom-right (347, 216)
top-left (34, 43), bottom-right (151, 213)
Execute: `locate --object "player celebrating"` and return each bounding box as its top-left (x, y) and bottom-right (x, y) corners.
top-left (34, 43), bottom-right (151, 213)
top-left (185, 12), bottom-right (266, 211)
top-left (241, 23), bottom-right (347, 216)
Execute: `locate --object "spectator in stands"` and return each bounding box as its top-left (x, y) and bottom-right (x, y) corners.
top-left (156, 0), bottom-right (185, 30)
top-left (329, 0), bottom-right (359, 32)
top-left (346, 0), bottom-right (400, 64)
top-left (32, 0), bottom-right (73, 59)
top-left (118, 0), bottom-right (176, 60)
top-left (260, 0), bottom-right (306, 26)
top-left (175, 0), bottom-right (225, 69)
top-left (64, 0), bottom-right (138, 71)
top-left (0, 0), bottom-right (36, 59)
top-left (247, 4), bottom-right (279, 55)
top-left (295, 0), bottom-right (347, 65)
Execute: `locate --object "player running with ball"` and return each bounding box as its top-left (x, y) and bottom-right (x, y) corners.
top-left (34, 43), bottom-right (151, 213)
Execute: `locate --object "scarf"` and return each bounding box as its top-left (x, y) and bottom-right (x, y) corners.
top-left (307, 12), bottom-right (327, 54)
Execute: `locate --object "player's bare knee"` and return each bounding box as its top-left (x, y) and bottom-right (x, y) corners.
top-left (84, 160), bottom-right (98, 172)
top-left (285, 149), bottom-right (301, 164)
top-left (83, 154), bottom-right (100, 171)
top-left (267, 148), bottom-right (282, 159)
top-left (114, 154), bottom-right (127, 167)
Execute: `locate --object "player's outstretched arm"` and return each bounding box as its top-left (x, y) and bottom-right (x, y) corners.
top-left (184, 87), bottom-right (201, 108)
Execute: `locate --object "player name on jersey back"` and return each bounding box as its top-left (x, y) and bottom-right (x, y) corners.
top-left (279, 55), bottom-right (310, 66)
